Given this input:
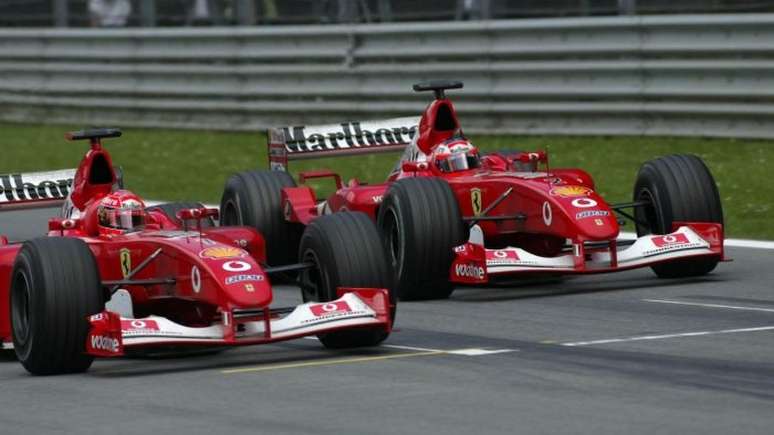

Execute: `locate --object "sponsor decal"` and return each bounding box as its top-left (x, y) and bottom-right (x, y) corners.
top-left (309, 301), bottom-right (352, 317)
top-left (372, 195), bottom-right (383, 204)
top-left (245, 284), bottom-right (255, 292)
top-left (575, 210), bottom-right (610, 220)
top-left (119, 248), bottom-right (131, 279)
top-left (280, 119), bottom-right (418, 154)
top-left (470, 188), bottom-right (483, 216)
top-left (595, 218), bottom-right (604, 226)
top-left (486, 250), bottom-right (520, 266)
top-left (571, 198), bottom-right (598, 209)
top-left (550, 185), bottom-right (593, 198)
top-left (454, 263), bottom-right (485, 280)
top-left (90, 335), bottom-right (120, 353)
top-left (222, 260), bottom-right (252, 272)
top-left (454, 245), bottom-right (467, 253)
top-left (191, 266), bottom-right (201, 293)
top-left (199, 246), bottom-right (246, 259)
top-left (651, 234), bottom-right (690, 247)
top-left (121, 319), bottom-right (160, 331)
top-left (0, 170), bottom-right (75, 204)
top-left (542, 201), bottom-right (552, 226)
top-left (225, 274), bottom-right (264, 285)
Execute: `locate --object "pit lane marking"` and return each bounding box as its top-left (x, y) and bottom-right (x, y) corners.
top-left (643, 299), bottom-right (774, 313)
top-left (221, 350), bottom-right (445, 374)
top-left (559, 325), bottom-right (774, 347)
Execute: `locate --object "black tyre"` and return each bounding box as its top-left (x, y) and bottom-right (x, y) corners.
top-left (633, 154), bottom-right (723, 278)
top-left (147, 201), bottom-right (215, 228)
top-left (11, 238), bottom-right (104, 375)
top-left (298, 212), bottom-right (395, 348)
top-left (220, 170), bottom-right (302, 267)
top-left (377, 177), bottom-right (468, 300)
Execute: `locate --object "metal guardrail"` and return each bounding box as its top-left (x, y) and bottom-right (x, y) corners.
top-left (1, 14), bottom-right (774, 138)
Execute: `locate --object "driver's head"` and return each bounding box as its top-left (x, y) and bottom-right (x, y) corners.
top-left (97, 190), bottom-right (146, 236)
top-left (432, 138), bottom-right (480, 173)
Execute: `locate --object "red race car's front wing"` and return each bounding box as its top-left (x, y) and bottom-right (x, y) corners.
top-left (86, 289), bottom-right (391, 357)
top-left (450, 223), bottom-right (725, 284)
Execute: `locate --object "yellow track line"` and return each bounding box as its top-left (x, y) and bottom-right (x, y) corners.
top-left (221, 350), bottom-right (446, 374)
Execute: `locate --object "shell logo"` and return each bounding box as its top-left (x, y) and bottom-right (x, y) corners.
top-left (550, 185), bottom-right (592, 198)
top-left (199, 246), bottom-right (246, 259)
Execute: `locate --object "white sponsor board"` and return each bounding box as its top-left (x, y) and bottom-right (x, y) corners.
top-left (0, 169), bottom-right (76, 205)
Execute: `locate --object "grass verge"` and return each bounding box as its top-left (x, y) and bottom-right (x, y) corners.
top-left (1, 122), bottom-right (771, 240)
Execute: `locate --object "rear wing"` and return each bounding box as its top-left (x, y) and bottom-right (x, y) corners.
top-left (267, 117), bottom-right (419, 171)
top-left (0, 169), bottom-right (75, 210)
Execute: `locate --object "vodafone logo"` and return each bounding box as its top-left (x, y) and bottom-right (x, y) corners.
top-left (651, 233), bottom-right (690, 247)
top-left (191, 266), bottom-right (201, 293)
top-left (309, 301), bottom-right (352, 316)
top-left (455, 263), bottom-right (485, 280)
top-left (571, 198), bottom-right (598, 208)
top-left (542, 202), bottom-right (552, 226)
top-left (90, 335), bottom-right (120, 353)
top-left (121, 319), bottom-right (160, 331)
top-left (223, 261), bottom-right (251, 272)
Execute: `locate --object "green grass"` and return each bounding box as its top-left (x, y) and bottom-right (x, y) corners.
top-left (1, 122), bottom-right (771, 240)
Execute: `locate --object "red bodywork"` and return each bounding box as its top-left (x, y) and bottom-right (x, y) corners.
top-left (267, 93), bottom-right (724, 284)
top-left (0, 136), bottom-right (390, 355)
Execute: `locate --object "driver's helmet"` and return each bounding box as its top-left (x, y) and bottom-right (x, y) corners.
top-left (96, 190), bottom-right (147, 235)
top-left (432, 138), bottom-right (480, 173)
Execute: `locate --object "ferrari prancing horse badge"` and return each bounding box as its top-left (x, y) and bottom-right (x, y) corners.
top-left (471, 188), bottom-right (483, 216)
top-left (120, 248), bottom-right (131, 278)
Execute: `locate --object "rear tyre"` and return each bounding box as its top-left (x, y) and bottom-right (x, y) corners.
top-left (220, 170), bottom-right (302, 267)
top-left (377, 177), bottom-right (468, 300)
top-left (633, 154), bottom-right (723, 278)
top-left (298, 212), bottom-right (395, 348)
top-left (11, 238), bottom-right (104, 375)
top-left (147, 201), bottom-right (215, 228)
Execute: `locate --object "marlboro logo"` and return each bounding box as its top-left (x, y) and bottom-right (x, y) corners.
top-left (278, 118), bottom-right (419, 154)
top-left (0, 170), bottom-right (75, 204)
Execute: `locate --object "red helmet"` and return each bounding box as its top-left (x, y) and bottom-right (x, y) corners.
top-left (432, 138), bottom-right (480, 173)
top-left (96, 190), bottom-right (147, 235)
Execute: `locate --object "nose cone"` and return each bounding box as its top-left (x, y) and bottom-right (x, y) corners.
top-left (548, 187), bottom-right (619, 241)
top-left (197, 245), bottom-right (272, 308)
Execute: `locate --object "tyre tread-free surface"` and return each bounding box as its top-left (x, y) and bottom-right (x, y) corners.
top-left (377, 177), bottom-right (468, 300)
top-left (299, 212), bottom-right (395, 348)
top-left (220, 170), bottom-right (302, 267)
top-left (633, 154), bottom-right (723, 278)
top-left (11, 237), bottom-right (104, 375)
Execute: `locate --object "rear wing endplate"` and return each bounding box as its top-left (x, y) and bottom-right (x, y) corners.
top-left (267, 117), bottom-right (419, 171)
top-left (0, 169), bottom-right (75, 210)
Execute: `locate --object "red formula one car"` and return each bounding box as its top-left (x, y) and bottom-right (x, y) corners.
top-left (223, 81), bottom-right (724, 301)
top-left (0, 129), bottom-right (393, 375)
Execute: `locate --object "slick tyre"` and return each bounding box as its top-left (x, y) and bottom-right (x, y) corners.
top-left (633, 154), bottom-right (723, 278)
top-left (299, 212), bottom-right (395, 348)
top-left (220, 170), bottom-right (302, 267)
top-left (147, 201), bottom-right (215, 228)
top-left (377, 177), bottom-right (468, 300)
top-left (11, 238), bottom-right (104, 375)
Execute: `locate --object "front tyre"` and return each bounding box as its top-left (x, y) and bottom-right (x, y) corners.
top-left (11, 238), bottom-right (104, 375)
top-left (633, 154), bottom-right (723, 278)
top-left (220, 170), bottom-right (302, 267)
top-left (377, 177), bottom-right (468, 300)
top-left (298, 212), bottom-right (395, 348)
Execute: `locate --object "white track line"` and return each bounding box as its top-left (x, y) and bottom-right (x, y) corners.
top-left (644, 299), bottom-right (774, 313)
top-left (561, 326), bottom-right (774, 347)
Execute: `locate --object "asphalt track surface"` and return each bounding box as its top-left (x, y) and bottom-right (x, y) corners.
top-left (1, 207), bottom-right (773, 434)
